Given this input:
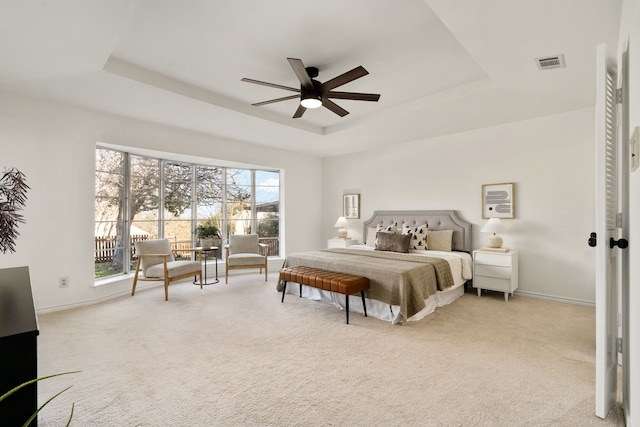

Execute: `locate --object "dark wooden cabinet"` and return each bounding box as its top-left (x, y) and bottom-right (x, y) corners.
top-left (0, 266), bottom-right (39, 426)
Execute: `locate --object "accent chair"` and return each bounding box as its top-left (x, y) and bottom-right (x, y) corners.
top-left (225, 234), bottom-right (268, 284)
top-left (132, 238), bottom-right (203, 301)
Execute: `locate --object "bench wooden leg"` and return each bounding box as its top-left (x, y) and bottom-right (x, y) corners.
top-left (281, 281), bottom-right (287, 303)
top-left (345, 294), bottom-right (350, 324)
top-left (361, 291), bottom-right (367, 317)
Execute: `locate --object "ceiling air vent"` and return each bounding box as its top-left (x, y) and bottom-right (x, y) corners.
top-left (535, 54), bottom-right (566, 70)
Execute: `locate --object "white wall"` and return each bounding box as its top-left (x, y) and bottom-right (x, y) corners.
top-left (0, 93), bottom-right (323, 312)
top-left (322, 108), bottom-right (596, 304)
top-left (0, 93), bottom-right (599, 308)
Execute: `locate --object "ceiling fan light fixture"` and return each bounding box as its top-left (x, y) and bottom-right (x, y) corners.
top-left (242, 58), bottom-right (379, 118)
top-left (300, 92), bottom-right (322, 109)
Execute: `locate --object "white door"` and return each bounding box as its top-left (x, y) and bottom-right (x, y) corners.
top-left (594, 43), bottom-right (620, 419)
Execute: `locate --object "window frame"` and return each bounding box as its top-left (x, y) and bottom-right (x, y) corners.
top-left (94, 147), bottom-right (281, 281)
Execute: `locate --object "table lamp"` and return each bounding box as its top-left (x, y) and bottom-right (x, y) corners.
top-left (334, 216), bottom-right (349, 238)
top-left (481, 218), bottom-right (505, 248)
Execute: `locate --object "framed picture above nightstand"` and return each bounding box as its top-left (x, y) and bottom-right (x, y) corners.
top-left (343, 194), bottom-right (360, 219)
top-left (482, 183), bottom-right (515, 219)
top-left (328, 238), bottom-right (358, 249)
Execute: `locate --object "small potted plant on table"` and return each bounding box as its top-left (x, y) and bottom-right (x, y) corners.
top-left (196, 219), bottom-right (220, 249)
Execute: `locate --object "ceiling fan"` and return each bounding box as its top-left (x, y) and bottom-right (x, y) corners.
top-left (241, 58), bottom-right (380, 118)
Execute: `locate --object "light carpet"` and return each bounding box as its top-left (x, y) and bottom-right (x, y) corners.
top-left (35, 275), bottom-right (625, 426)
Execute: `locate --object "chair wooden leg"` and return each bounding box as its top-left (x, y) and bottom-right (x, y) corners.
top-left (225, 268), bottom-right (228, 284)
top-left (132, 260), bottom-right (142, 296)
top-left (163, 259), bottom-right (169, 301)
top-left (199, 271), bottom-right (203, 289)
top-left (264, 263), bottom-right (268, 282)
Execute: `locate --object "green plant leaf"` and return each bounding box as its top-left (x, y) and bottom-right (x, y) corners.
top-left (0, 371), bottom-right (80, 402)
top-left (65, 402), bottom-right (75, 427)
top-left (21, 385), bottom-right (73, 427)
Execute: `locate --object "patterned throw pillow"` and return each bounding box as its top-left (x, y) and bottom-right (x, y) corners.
top-left (376, 223), bottom-right (398, 233)
top-left (373, 223), bottom-right (399, 246)
top-left (402, 224), bottom-right (428, 250)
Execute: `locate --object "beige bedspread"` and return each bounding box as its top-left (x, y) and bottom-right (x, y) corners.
top-left (280, 248), bottom-right (454, 320)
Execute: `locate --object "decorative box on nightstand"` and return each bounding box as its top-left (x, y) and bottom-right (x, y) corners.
top-left (327, 238), bottom-right (358, 249)
top-left (473, 250), bottom-right (518, 301)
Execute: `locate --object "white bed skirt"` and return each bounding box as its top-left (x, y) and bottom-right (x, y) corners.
top-left (282, 282), bottom-right (465, 325)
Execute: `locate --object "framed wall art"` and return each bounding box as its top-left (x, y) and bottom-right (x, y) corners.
top-left (482, 183), bottom-right (514, 219)
top-left (343, 194), bottom-right (360, 219)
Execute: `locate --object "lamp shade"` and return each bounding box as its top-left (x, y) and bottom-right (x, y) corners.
top-left (481, 218), bottom-right (504, 234)
top-left (334, 217), bottom-right (348, 228)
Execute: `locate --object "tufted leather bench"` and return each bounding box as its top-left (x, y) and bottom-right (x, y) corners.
top-left (279, 266), bottom-right (369, 324)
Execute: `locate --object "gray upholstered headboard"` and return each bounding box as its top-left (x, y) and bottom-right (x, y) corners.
top-left (362, 210), bottom-right (472, 252)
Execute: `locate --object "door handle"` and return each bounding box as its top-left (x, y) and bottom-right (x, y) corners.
top-left (588, 232), bottom-right (597, 247)
top-left (610, 237), bottom-right (629, 249)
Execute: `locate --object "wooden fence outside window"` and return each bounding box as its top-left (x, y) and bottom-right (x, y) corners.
top-left (95, 235), bottom-right (280, 263)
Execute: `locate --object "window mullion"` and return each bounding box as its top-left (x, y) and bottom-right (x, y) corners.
top-left (123, 152), bottom-right (131, 273)
top-left (191, 166), bottom-right (197, 247)
top-left (251, 170), bottom-right (257, 234)
top-left (222, 168), bottom-right (227, 244)
top-left (159, 159), bottom-right (165, 238)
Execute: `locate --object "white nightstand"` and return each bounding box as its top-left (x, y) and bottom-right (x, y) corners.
top-left (327, 238), bottom-right (358, 249)
top-left (473, 250), bottom-right (518, 301)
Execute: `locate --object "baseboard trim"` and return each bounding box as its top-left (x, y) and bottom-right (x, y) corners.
top-left (36, 282), bottom-right (163, 314)
top-left (37, 258), bottom-right (285, 314)
top-left (514, 290), bottom-right (595, 308)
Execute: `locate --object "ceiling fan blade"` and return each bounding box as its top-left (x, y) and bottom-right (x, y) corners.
top-left (321, 66), bottom-right (368, 91)
top-left (287, 58), bottom-right (314, 90)
top-left (292, 104), bottom-right (306, 118)
top-left (325, 91), bottom-right (380, 102)
top-left (322, 98), bottom-right (349, 117)
top-left (252, 94), bottom-right (300, 107)
top-left (241, 78), bottom-right (300, 93)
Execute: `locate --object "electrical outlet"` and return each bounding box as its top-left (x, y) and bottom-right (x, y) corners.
top-left (59, 276), bottom-right (69, 288)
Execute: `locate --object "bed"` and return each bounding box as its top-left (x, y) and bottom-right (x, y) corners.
top-left (279, 210), bottom-right (473, 324)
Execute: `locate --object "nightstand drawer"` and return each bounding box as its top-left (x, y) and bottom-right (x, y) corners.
top-left (475, 264), bottom-right (511, 279)
top-left (327, 238), bottom-right (358, 249)
top-left (474, 275), bottom-right (512, 292)
top-left (474, 252), bottom-right (512, 267)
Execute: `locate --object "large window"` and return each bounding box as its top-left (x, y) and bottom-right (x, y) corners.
top-left (94, 147), bottom-right (281, 279)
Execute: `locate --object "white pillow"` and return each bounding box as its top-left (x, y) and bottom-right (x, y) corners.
top-left (402, 224), bottom-right (428, 250)
top-left (365, 227), bottom-right (378, 246)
